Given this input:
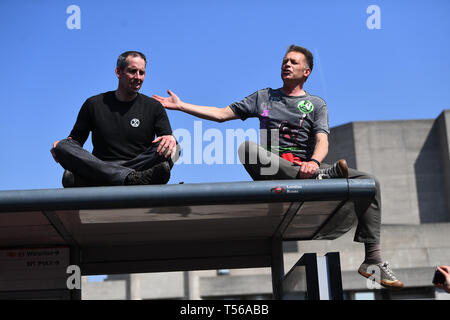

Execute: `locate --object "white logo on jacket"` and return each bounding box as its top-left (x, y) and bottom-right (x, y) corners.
top-left (130, 118), bottom-right (140, 128)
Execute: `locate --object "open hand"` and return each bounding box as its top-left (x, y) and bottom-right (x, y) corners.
top-left (153, 90), bottom-right (181, 110)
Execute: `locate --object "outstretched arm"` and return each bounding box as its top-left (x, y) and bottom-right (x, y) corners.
top-left (153, 90), bottom-right (239, 123)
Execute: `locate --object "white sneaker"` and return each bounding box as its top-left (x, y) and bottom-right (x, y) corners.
top-left (358, 261), bottom-right (404, 289)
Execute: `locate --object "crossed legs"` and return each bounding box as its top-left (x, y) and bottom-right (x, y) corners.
top-left (53, 138), bottom-right (178, 187)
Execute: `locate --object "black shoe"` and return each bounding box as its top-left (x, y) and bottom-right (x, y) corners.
top-left (124, 161), bottom-right (171, 185)
top-left (62, 170), bottom-right (92, 188)
top-left (315, 159), bottom-right (349, 179)
top-left (150, 161), bottom-right (171, 184)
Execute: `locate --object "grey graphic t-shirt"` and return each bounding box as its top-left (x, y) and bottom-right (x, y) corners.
top-left (229, 88), bottom-right (329, 161)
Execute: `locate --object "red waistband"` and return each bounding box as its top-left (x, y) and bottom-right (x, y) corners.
top-left (281, 153), bottom-right (303, 166)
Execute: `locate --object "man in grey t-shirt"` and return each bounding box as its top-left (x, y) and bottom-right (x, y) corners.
top-left (228, 87), bottom-right (334, 180)
top-left (229, 87), bottom-right (329, 162)
top-left (153, 45), bottom-right (404, 289)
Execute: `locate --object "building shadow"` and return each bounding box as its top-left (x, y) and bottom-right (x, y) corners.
top-left (414, 120), bottom-right (447, 223)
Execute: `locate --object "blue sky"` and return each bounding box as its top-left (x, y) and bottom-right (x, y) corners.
top-left (1, 0), bottom-right (449, 190)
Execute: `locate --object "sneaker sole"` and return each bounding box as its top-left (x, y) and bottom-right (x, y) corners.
top-left (358, 269), bottom-right (404, 289)
top-left (338, 159), bottom-right (349, 179)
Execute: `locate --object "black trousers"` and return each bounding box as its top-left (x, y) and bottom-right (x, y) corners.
top-left (238, 141), bottom-right (381, 244)
top-left (53, 138), bottom-right (177, 186)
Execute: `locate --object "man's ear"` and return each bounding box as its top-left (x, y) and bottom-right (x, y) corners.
top-left (304, 68), bottom-right (311, 78)
top-left (115, 67), bottom-right (121, 78)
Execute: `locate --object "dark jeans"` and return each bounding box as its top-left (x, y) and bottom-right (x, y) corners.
top-left (238, 141), bottom-right (381, 244)
top-left (53, 139), bottom-right (178, 186)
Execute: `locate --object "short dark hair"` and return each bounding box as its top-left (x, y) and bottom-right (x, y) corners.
top-left (116, 51), bottom-right (147, 70)
top-left (286, 45), bottom-right (313, 72)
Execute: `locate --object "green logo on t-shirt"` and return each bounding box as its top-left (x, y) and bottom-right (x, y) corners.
top-left (297, 100), bottom-right (314, 114)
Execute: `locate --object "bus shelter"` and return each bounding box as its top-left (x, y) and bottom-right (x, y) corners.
top-left (0, 179), bottom-right (376, 300)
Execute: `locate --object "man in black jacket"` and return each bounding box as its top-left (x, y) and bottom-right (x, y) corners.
top-left (51, 51), bottom-right (178, 186)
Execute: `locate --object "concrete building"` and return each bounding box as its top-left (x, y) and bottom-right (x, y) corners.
top-left (82, 110), bottom-right (450, 300)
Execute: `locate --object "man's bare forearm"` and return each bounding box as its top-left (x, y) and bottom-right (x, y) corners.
top-left (311, 133), bottom-right (329, 163)
top-left (178, 103), bottom-right (238, 123)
